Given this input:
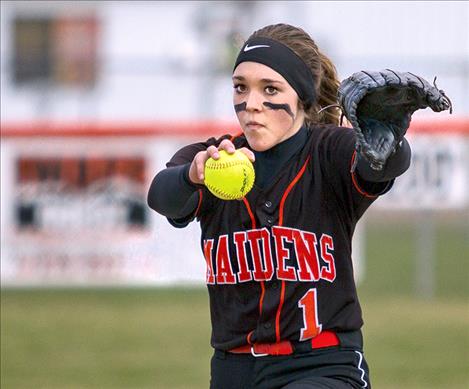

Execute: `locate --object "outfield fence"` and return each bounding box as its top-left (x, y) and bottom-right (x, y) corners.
top-left (1, 119), bottom-right (468, 289)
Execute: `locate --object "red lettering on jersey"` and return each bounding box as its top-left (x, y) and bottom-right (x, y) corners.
top-left (293, 230), bottom-right (320, 282)
top-left (320, 234), bottom-right (336, 282)
top-left (203, 239), bottom-right (215, 284)
top-left (272, 226), bottom-right (297, 281)
top-left (233, 232), bottom-right (252, 283)
top-left (246, 230), bottom-right (264, 280)
top-left (298, 288), bottom-right (322, 340)
top-left (260, 228), bottom-right (274, 281)
top-left (215, 235), bottom-right (236, 284)
top-left (247, 228), bottom-right (274, 281)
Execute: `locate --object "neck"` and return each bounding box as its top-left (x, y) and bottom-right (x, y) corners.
top-left (287, 112), bottom-right (305, 140)
top-left (258, 125), bottom-right (307, 156)
top-left (253, 125), bottom-right (308, 189)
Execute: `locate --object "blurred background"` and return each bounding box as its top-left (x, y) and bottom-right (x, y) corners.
top-left (1, 1), bottom-right (468, 388)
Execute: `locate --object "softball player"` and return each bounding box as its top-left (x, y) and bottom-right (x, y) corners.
top-left (148, 23), bottom-right (412, 389)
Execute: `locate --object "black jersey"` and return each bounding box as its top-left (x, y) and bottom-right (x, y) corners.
top-left (166, 124), bottom-right (392, 351)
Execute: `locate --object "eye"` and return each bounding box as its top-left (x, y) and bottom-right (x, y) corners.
top-left (234, 84), bottom-right (247, 94)
top-left (265, 85), bottom-right (278, 95)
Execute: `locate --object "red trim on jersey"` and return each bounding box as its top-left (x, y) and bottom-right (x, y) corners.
top-left (275, 156), bottom-right (311, 342)
top-left (242, 197), bottom-right (257, 229)
top-left (259, 281), bottom-right (266, 315)
top-left (194, 189), bottom-right (203, 217)
top-left (279, 156), bottom-right (311, 225)
top-left (230, 132), bottom-right (244, 143)
top-left (247, 330), bottom-right (254, 345)
top-left (350, 151), bottom-right (378, 199)
top-left (275, 280), bottom-right (287, 342)
top-left (242, 197), bottom-right (267, 332)
top-left (311, 330), bottom-right (339, 348)
top-left (230, 330), bottom-right (339, 355)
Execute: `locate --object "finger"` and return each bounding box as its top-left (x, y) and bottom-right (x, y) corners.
top-left (218, 139), bottom-right (236, 154)
top-left (206, 145), bottom-right (220, 160)
top-left (197, 153), bottom-right (211, 182)
top-left (239, 147), bottom-right (255, 162)
top-left (189, 164), bottom-right (201, 184)
top-left (197, 158), bottom-right (206, 181)
top-left (189, 153), bottom-right (204, 183)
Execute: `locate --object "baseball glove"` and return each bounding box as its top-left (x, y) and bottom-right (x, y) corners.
top-left (338, 69), bottom-right (452, 170)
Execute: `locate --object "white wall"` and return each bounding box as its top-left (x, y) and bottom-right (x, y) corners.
top-left (1, 1), bottom-right (468, 122)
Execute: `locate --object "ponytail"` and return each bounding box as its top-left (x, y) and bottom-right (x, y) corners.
top-left (308, 51), bottom-right (340, 126)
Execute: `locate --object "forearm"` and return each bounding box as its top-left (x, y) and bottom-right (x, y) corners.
top-left (147, 164), bottom-right (200, 219)
top-left (356, 137), bottom-right (411, 182)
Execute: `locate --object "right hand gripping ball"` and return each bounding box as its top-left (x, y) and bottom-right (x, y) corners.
top-left (204, 150), bottom-right (255, 200)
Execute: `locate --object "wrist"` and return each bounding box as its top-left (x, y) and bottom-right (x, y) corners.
top-left (184, 163), bottom-right (205, 189)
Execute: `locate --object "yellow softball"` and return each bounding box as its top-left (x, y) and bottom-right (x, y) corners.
top-left (204, 150), bottom-right (255, 200)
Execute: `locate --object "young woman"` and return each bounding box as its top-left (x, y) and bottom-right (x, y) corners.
top-left (148, 23), bottom-right (411, 389)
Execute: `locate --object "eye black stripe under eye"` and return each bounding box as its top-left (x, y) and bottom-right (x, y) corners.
top-left (263, 102), bottom-right (294, 119)
top-left (234, 102), bottom-right (247, 112)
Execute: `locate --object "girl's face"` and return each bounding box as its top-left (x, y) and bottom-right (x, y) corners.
top-left (232, 61), bottom-right (305, 152)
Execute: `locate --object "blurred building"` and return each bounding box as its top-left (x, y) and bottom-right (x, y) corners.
top-left (1, 1), bottom-right (468, 122)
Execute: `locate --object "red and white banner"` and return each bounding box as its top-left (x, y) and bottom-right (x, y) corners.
top-left (1, 119), bottom-right (468, 286)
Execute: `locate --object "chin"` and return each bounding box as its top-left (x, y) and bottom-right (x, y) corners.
top-left (243, 127), bottom-right (277, 151)
top-left (246, 137), bottom-right (273, 152)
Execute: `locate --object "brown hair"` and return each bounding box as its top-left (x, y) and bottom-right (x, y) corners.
top-left (248, 23), bottom-right (340, 126)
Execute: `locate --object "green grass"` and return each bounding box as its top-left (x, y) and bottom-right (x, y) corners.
top-left (359, 216), bottom-right (469, 299)
top-left (1, 288), bottom-right (213, 389)
top-left (2, 219), bottom-right (468, 388)
top-left (361, 297), bottom-right (469, 389)
top-left (2, 290), bottom-right (468, 389)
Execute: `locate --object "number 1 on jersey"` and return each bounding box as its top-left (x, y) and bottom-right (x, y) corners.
top-left (298, 288), bottom-right (322, 341)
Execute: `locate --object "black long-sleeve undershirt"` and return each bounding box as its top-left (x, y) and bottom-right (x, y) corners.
top-left (147, 163), bottom-right (199, 220)
top-left (147, 134), bottom-right (411, 221)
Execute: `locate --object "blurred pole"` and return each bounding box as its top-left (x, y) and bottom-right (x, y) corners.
top-left (193, 2), bottom-right (257, 118)
top-left (415, 209), bottom-right (436, 299)
top-left (194, 4), bottom-right (214, 118)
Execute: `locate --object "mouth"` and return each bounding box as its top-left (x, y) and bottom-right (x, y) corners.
top-left (245, 121), bottom-right (264, 129)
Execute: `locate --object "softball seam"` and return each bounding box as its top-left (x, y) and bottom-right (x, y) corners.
top-left (205, 160), bottom-right (253, 170)
top-left (205, 182), bottom-right (243, 200)
top-left (205, 160), bottom-right (255, 200)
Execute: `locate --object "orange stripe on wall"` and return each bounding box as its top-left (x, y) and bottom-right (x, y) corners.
top-left (0, 121), bottom-right (242, 138)
top-left (2, 118), bottom-right (467, 138)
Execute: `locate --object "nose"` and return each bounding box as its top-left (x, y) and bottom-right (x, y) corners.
top-left (245, 91), bottom-right (263, 112)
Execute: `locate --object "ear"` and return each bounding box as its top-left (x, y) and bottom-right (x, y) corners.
top-left (297, 98), bottom-right (306, 112)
